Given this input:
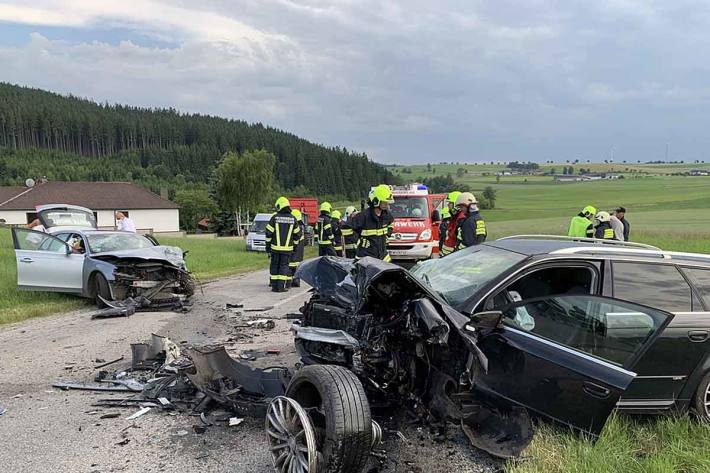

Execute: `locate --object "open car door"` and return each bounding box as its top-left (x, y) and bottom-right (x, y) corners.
top-left (470, 295), bottom-right (673, 437)
top-left (11, 228), bottom-right (85, 293)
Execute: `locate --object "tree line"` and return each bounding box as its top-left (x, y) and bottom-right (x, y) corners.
top-left (0, 83), bottom-right (396, 199)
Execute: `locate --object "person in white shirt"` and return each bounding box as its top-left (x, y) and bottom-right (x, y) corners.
top-left (115, 212), bottom-right (137, 233)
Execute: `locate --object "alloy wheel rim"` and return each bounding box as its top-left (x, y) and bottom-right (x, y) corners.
top-left (266, 396), bottom-right (318, 473)
top-left (705, 382), bottom-right (710, 418)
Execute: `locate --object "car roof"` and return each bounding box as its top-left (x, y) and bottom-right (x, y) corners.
top-left (488, 236), bottom-right (710, 267)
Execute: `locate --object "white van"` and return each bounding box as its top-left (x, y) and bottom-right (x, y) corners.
top-left (246, 213), bottom-right (272, 252)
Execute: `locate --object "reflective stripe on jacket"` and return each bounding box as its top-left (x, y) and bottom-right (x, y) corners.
top-left (353, 207), bottom-right (394, 260)
top-left (316, 213), bottom-right (335, 246)
top-left (265, 209), bottom-right (301, 253)
top-left (456, 212), bottom-right (487, 249)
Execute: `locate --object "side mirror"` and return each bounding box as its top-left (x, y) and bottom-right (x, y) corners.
top-left (431, 209), bottom-right (441, 222)
top-left (465, 311), bottom-right (503, 332)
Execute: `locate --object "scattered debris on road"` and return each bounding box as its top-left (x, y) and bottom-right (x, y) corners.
top-left (94, 356), bottom-right (125, 369)
top-left (126, 406), bottom-right (151, 420)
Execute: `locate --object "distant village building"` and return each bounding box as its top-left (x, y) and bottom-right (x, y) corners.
top-left (690, 169), bottom-right (709, 176)
top-left (554, 172), bottom-right (619, 182)
top-left (0, 181), bottom-right (180, 233)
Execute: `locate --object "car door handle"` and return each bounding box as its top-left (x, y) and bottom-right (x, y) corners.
top-left (20, 257), bottom-right (34, 264)
top-left (583, 381), bottom-right (611, 400)
top-left (688, 330), bottom-right (709, 343)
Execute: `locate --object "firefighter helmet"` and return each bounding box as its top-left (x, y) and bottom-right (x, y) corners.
top-left (595, 211), bottom-right (611, 223)
top-left (345, 206), bottom-right (357, 217)
top-left (446, 191), bottom-right (461, 204)
top-left (582, 205), bottom-right (597, 217)
top-left (291, 209), bottom-right (302, 221)
top-left (369, 185), bottom-right (394, 206)
top-left (320, 202), bottom-right (332, 213)
top-left (455, 192), bottom-right (477, 207)
top-left (331, 210), bottom-right (342, 220)
top-left (275, 196), bottom-right (290, 210)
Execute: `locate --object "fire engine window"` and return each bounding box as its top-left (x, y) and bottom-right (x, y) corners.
top-left (389, 196), bottom-right (428, 218)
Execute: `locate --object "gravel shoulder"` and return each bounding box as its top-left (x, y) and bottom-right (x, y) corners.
top-left (0, 268), bottom-right (498, 473)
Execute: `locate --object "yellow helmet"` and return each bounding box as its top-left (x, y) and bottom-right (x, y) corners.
top-left (275, 196), bottom-right (290, 211)
top-left (446, 191), bottom-right (461, 204)
top-left (291, 209), bottom-right (302, 221)
top-left (320, 202), bottom-right (332, 213)
top-left (331, 210), bottom-right (342, 220)
top-left (582, 205), bottom-right (597, 217)
top-left (370, 184), bottom-right (394, 206)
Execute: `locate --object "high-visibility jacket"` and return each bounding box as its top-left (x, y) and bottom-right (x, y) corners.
top-left (265, 209), bottom-right (301, 253)
top-left (595, 222), bottom-right (616, 240)
top-left (442, 211), bottom-right (466, 255)
top-left (332, 219), bottom-right (343, 252)
top-left (353, 207), bottom-right (394, 261)
top-left (316, 212), bottom-right (335, 246)
top-left (341, 217), bottom-right (359, 251)
top-left (289, 220), bottom-right (306, 268)
top-left (456, 211), bottom-right (487, 249)
top-left (568, 214), bottom-right (593, 238)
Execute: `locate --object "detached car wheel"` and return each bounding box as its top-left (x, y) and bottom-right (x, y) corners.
top-left (93, 273), bottom-right (112, 308)
top-left (286, 365), bottom-right (372, 473)
top-left (693, 372), bottom-right (710, 421)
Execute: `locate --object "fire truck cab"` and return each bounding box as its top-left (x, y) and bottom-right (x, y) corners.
top-left (384, 184), bottom-right (445, 261)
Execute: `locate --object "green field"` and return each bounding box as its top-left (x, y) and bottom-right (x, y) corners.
top-left (0, 228), bottom-right (312, 325)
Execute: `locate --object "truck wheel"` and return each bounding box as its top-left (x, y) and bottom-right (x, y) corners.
top-left (93, 273), bottom-right (112, 308)
top-left (286, 365), bottom-right (372, 473)
top-left (693, 371), bottom-right (710, 421)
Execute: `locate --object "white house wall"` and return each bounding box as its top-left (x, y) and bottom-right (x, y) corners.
top-left (2, 208), bottom-right (179, 233)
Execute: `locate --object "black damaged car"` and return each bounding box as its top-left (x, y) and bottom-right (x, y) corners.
top-left (270, 236), bottom-right (710, 472)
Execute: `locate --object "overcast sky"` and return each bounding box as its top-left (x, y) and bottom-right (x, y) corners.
top-left (1, 1), bottom-right (709, 164)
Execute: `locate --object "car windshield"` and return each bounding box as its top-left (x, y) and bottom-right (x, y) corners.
top-left (410, 245), bottom-right (526, 307)
top-left (87, 233), bottom-right (156, 253)
top-left (389, 196), bottom-right (428, 219)
top-left (250, 220), bottom-right (268, 233)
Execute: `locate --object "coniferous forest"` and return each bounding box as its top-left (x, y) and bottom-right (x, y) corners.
top-left (0, 83), bottom-right (396, 199)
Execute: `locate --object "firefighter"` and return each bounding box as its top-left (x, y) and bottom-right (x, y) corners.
top-left (289, 209), bottom-right (306, 287)
top-left (331, 210), bottom-right (344, 256)
top-left (455, 192), bottom-right (487, 249)
top-left (441, 191), bottom-right (463, 256)
top-left (316, 202), bottom-right (336, 256)
top-left (568, 205), bottom-right (596, 238)
top-left (353, 184), bottom-right (395, 261)
top-left (594, 211), bottom-right (616, 240)
top-left (265, 197), bottom-right (301, 292)
top-left (438, 207), bottom-right (451, 253)
top-left (341, 206), bottom-right (359, 258)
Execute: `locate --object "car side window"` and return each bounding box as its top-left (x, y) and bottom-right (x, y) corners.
top-left (487, 265), bottom-right (597, 311)
top-left (681, 267), bottom-right (710, 310)
top-left (500, 295), bottom-right (669, 367)
top-left (613, 262), bottom-right (692, 312)
top-left (14, 229), bottom-right (67, 253)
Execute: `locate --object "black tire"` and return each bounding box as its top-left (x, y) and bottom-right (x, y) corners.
top-left (286, 365), bottom-right (372, 473)
top-left (93, 273), bottom-right (112, 308)
top-left (693, 371), bottom-right (710, 421)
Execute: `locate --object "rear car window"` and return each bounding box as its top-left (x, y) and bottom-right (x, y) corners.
top-left (613, 262), bottom-right (692, 312)
top-left (681, 267), bottom-right (710, 310)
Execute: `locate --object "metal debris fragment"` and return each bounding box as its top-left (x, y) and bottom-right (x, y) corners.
top-left (126, 407), bottom-right (151, 420)
top-left (228, 417), bottom-right (244, 427)
top-left (94, 356), bottom-right (125, 369)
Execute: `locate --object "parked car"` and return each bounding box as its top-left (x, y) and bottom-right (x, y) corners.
top-left (11, 205), bottom-right (194, 307)
top-left (281, 236), bottom-right (710, 469)
top-left (246, 213), bottom-right (272, 252)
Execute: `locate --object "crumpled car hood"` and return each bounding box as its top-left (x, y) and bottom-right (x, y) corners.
top-left (295, 256), bottom-right (470, 330)
top-left (91, 245), bottom-right (186, 268)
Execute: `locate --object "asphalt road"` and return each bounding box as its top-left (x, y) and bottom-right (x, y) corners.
top-left (0, 268), bottom-right (498, 473)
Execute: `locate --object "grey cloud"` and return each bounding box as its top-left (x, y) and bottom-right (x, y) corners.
top-left (2, 1), bottom-right (710, 162)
